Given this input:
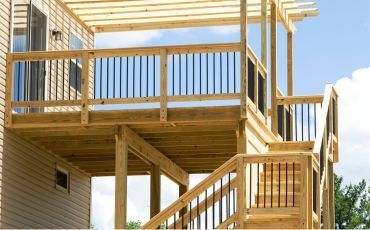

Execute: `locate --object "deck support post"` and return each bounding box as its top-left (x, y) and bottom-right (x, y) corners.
top-left (114, 125), bottom-right (128, 229)
top-left (270, 2), bottom-right (278, 136)
top-left (179, 183), bottom-right (189, 224)
top-left (237, 120), bottom-right (247, 154)
top-left (240, 0), bottom-right (248, 119)
top-left (261, 0), bottom-right (268, 67)
top-left (150, 165), bottom-right (161, 218)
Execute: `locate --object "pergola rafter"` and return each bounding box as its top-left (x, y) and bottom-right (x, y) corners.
top-left (56, 0), bottom-right (318, 33)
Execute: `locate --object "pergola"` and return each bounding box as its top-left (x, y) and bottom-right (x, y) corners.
top-left (57, 0), bottom-right (318, 33)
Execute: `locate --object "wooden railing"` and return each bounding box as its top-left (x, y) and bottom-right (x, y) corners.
top-left (5, 43), bottom-right (268, 127)
top-left (276, 84), bottom-right (338, 228)
top-left (142, 153), bottom-right (315, 229)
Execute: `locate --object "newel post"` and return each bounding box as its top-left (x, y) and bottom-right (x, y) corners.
top-left (81, 52), bottom-right (90, 125)
top-left (236, 157), bottom-right (246, 228)
top-left (160, 49), bottom-right (168, 122)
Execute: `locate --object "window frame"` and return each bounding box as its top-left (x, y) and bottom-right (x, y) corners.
top-left (55, 165), bottom-right (70, 194)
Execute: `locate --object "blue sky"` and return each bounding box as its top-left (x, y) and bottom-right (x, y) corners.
top-left (92, 0), bottom-right (370, 228)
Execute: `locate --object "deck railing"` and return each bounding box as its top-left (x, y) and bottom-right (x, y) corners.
top-left (5, 43), bottom-right (267, 126)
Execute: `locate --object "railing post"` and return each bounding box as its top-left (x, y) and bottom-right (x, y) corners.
top-left (5, 53), bottom-right (14, 128)
top-left (160, 49), bottom-right (168, 122)
top-left (270, 2), bottom-right (278, 135)
top-left (236, 157), bottom-right (246, 229)
top-left (307, 156), bottom-right (313, 229)
top-left (240, 0), bottom-right (248, 119)
top-left (81, 52), bottom-right (90, 125)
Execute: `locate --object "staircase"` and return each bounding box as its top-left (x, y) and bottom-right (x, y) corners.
top-left (141, 85), bottom-right (338, 229)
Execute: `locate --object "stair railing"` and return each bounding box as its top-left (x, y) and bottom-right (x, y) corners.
top-left (141, 153), bottom-right (315, 229)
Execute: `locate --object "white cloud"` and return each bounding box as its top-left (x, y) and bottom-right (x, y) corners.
top-left (95, 30), bottom-right (162, 49)
top-left (209, 25), bottom-right (239, 35)
top-left (334, 67), bottom-right (370, 184)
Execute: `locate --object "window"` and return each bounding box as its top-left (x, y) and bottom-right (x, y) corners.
top-left (69, 33), bottom-right (83, 93)
top-left (56, 165), bottom-right (69, 193)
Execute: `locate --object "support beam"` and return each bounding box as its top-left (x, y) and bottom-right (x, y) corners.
top-left (261, 0), bottom-right (268, 67)
top-left (150, 165), bottom-right (161, 218)
top-left (240, 0), bottom-right (248, 118)
top-left (287, 31), bottom-right (294, 96)
top-left (237, 120), bottom-right (247, 154)
top-left (124, 126), bottom-right (189, 185)
top-left (270, 2), bottom-right (278, 136)
top-left (114, 126), bottom-right (128, 229)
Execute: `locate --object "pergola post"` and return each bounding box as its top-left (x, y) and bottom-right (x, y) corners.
top-left (287, 31), bottom-right (294, 96)
top-left (240, 0), bottom-right (248, 119)
top-left (150, 165), bottom-right (161, 218)
top-left (270, 1), bottom-right (278, 136)
top-left (114, 126), bottom-right (128, 229)
top-left (261, 0), bottom-right (268, 67)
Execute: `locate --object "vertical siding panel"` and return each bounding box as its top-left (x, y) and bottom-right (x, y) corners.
top-left (0, 0), bottom-right (94, 228)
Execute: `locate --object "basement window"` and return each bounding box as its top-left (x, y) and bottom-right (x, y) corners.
top-left (56, 165), bottom-right (70, 193)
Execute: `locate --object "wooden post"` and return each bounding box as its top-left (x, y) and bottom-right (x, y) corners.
top-left (115, 126), bottom-right (128, 229)
top-left (160, 49), bottom-right (168, 122)
top-left (240, 0), bottom-right (248, 119)
top-left (287, 32), bottom-right (294, 96)
top-left (300, 156), bottom-right (308, 228)
top-left (328, 161), bottom-right (335, 229)
top-left (307, 156), bottom-right (313, 229)
top-left (236, 157), bottom-right (246, 228)
top-left (81, 52), bottom-right (90, 125)
top-left (5, 54), bottom-right (14, 128)
top-left (270, 2), bottom-right (278, 135)
top-left (150, 165), bottom-right (161, 218)
top-left (179, 183), bottom-right (189, 224)
top-left (237, 120), bottom-right (247, 154)
top-left (261, 0), bottom-right (268, 67)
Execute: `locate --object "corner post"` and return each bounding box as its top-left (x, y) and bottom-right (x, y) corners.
top-left (270, 2), bottom-right (278, 135)
top-left (236, 157), bottom-right (246, 228)
top-left (240, 0), bottom-right (248, 119)
top-left (150, 165), bottom-right (161, 218)
top-left (81, 52), bottom-right (90, 125)
top-left (5, 54), bottom-right (14, 128)
top-left (160, 49), bottom-right (168, 122)
top-left (237, 120), bottom-right (247, 154)
top-left (115, 126), bottom-right (128, 229)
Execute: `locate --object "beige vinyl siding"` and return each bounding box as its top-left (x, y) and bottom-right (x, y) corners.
top-left (0, 0), bottom-right (94, 228)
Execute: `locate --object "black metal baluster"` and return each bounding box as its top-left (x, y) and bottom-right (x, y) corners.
top-left (55, 59), bottom-right (59, 100)
top-left (120, 57), bottom-right (122, 98)
top-left (314, 104), bottom-right (317, 137)
top-left (139, 56), bottom-right (142, 97)
top-left (126, 57), bottom-right (129, 98)
top-left (186, 54), bottom-right (188, 95)
top-left (271, 163), bottom-right (273, 207)
top-left (220, 52), bottom-right (222, 93)
top-left (219, 178), bottom-right (223, 224)
top-left (199, 53), bottom-right (202, 94)
top-left (228, 173), bottom-right (231, 218)
top-left (197, 196), bottom-right (200, 229)
top-left (293, 162), bottom-right (295, 207)
top-left (189, 202), bottom-right (192, 229)
top-left (133, 56), bottom-right (135, 97)
top-left (106, 58), bottom-right (109, 99)
top-left (278, 163), bottom-right (281, 207)
top-left (295, 104), bottom-right (298, 141)
top-left (206, 53), bottom-right (209, 94)
top-left (153, 56), bottom-right (155, 96)
top-left (212, 184), bottom-right (215, 229)
top-left (49, 60), bottom-right (52, 100)
top-left (205, 189), bottom-right (208, 229)
top-left (74, 59), bottom-right (78, 100)
top-left (193, 54), bottom-right (195, 95)
top-left (181, 203), bottom-right (184, 229)
top-left (146, 56), bottom-right (149, 97)
top-left (308, 104), bottom-right (311, 140)
top-left (301, 104), bottom-right (304, 141)
top-left (166, 219), bottom-right (168, 229)
top-left (113, 57), bottom-right (116, 98)
top-left (173, 214), bottom-right (176, 229)
top-left (257, 163), bottom-right (260, 208)
top-left (16, 62), bottom-right (21, 101)
top-left (264, 163), bottom-right (266, 208)
top-left (99, 58), bottom-right (102, 99)
top-left (227, 52), bottom-right (229, 93)
top-left (213, 53), bottom-right (216, 94)
top-left (179, 54), bottom-right (182, 95)
top-left (62, 60), bottom-right (65, 100)
top-left (286, 162), bottom-right (288, 207)
top-left (172, 55), bottom-right (175, 96)
top-left (233, 52), bottom-right (236, 93)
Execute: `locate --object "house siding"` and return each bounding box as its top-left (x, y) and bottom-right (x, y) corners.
top-left (0, 0), bottom-right (94, 228)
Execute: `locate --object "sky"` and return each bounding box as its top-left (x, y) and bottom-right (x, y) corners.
top-left (91, 0), bottom-right (370, 228)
